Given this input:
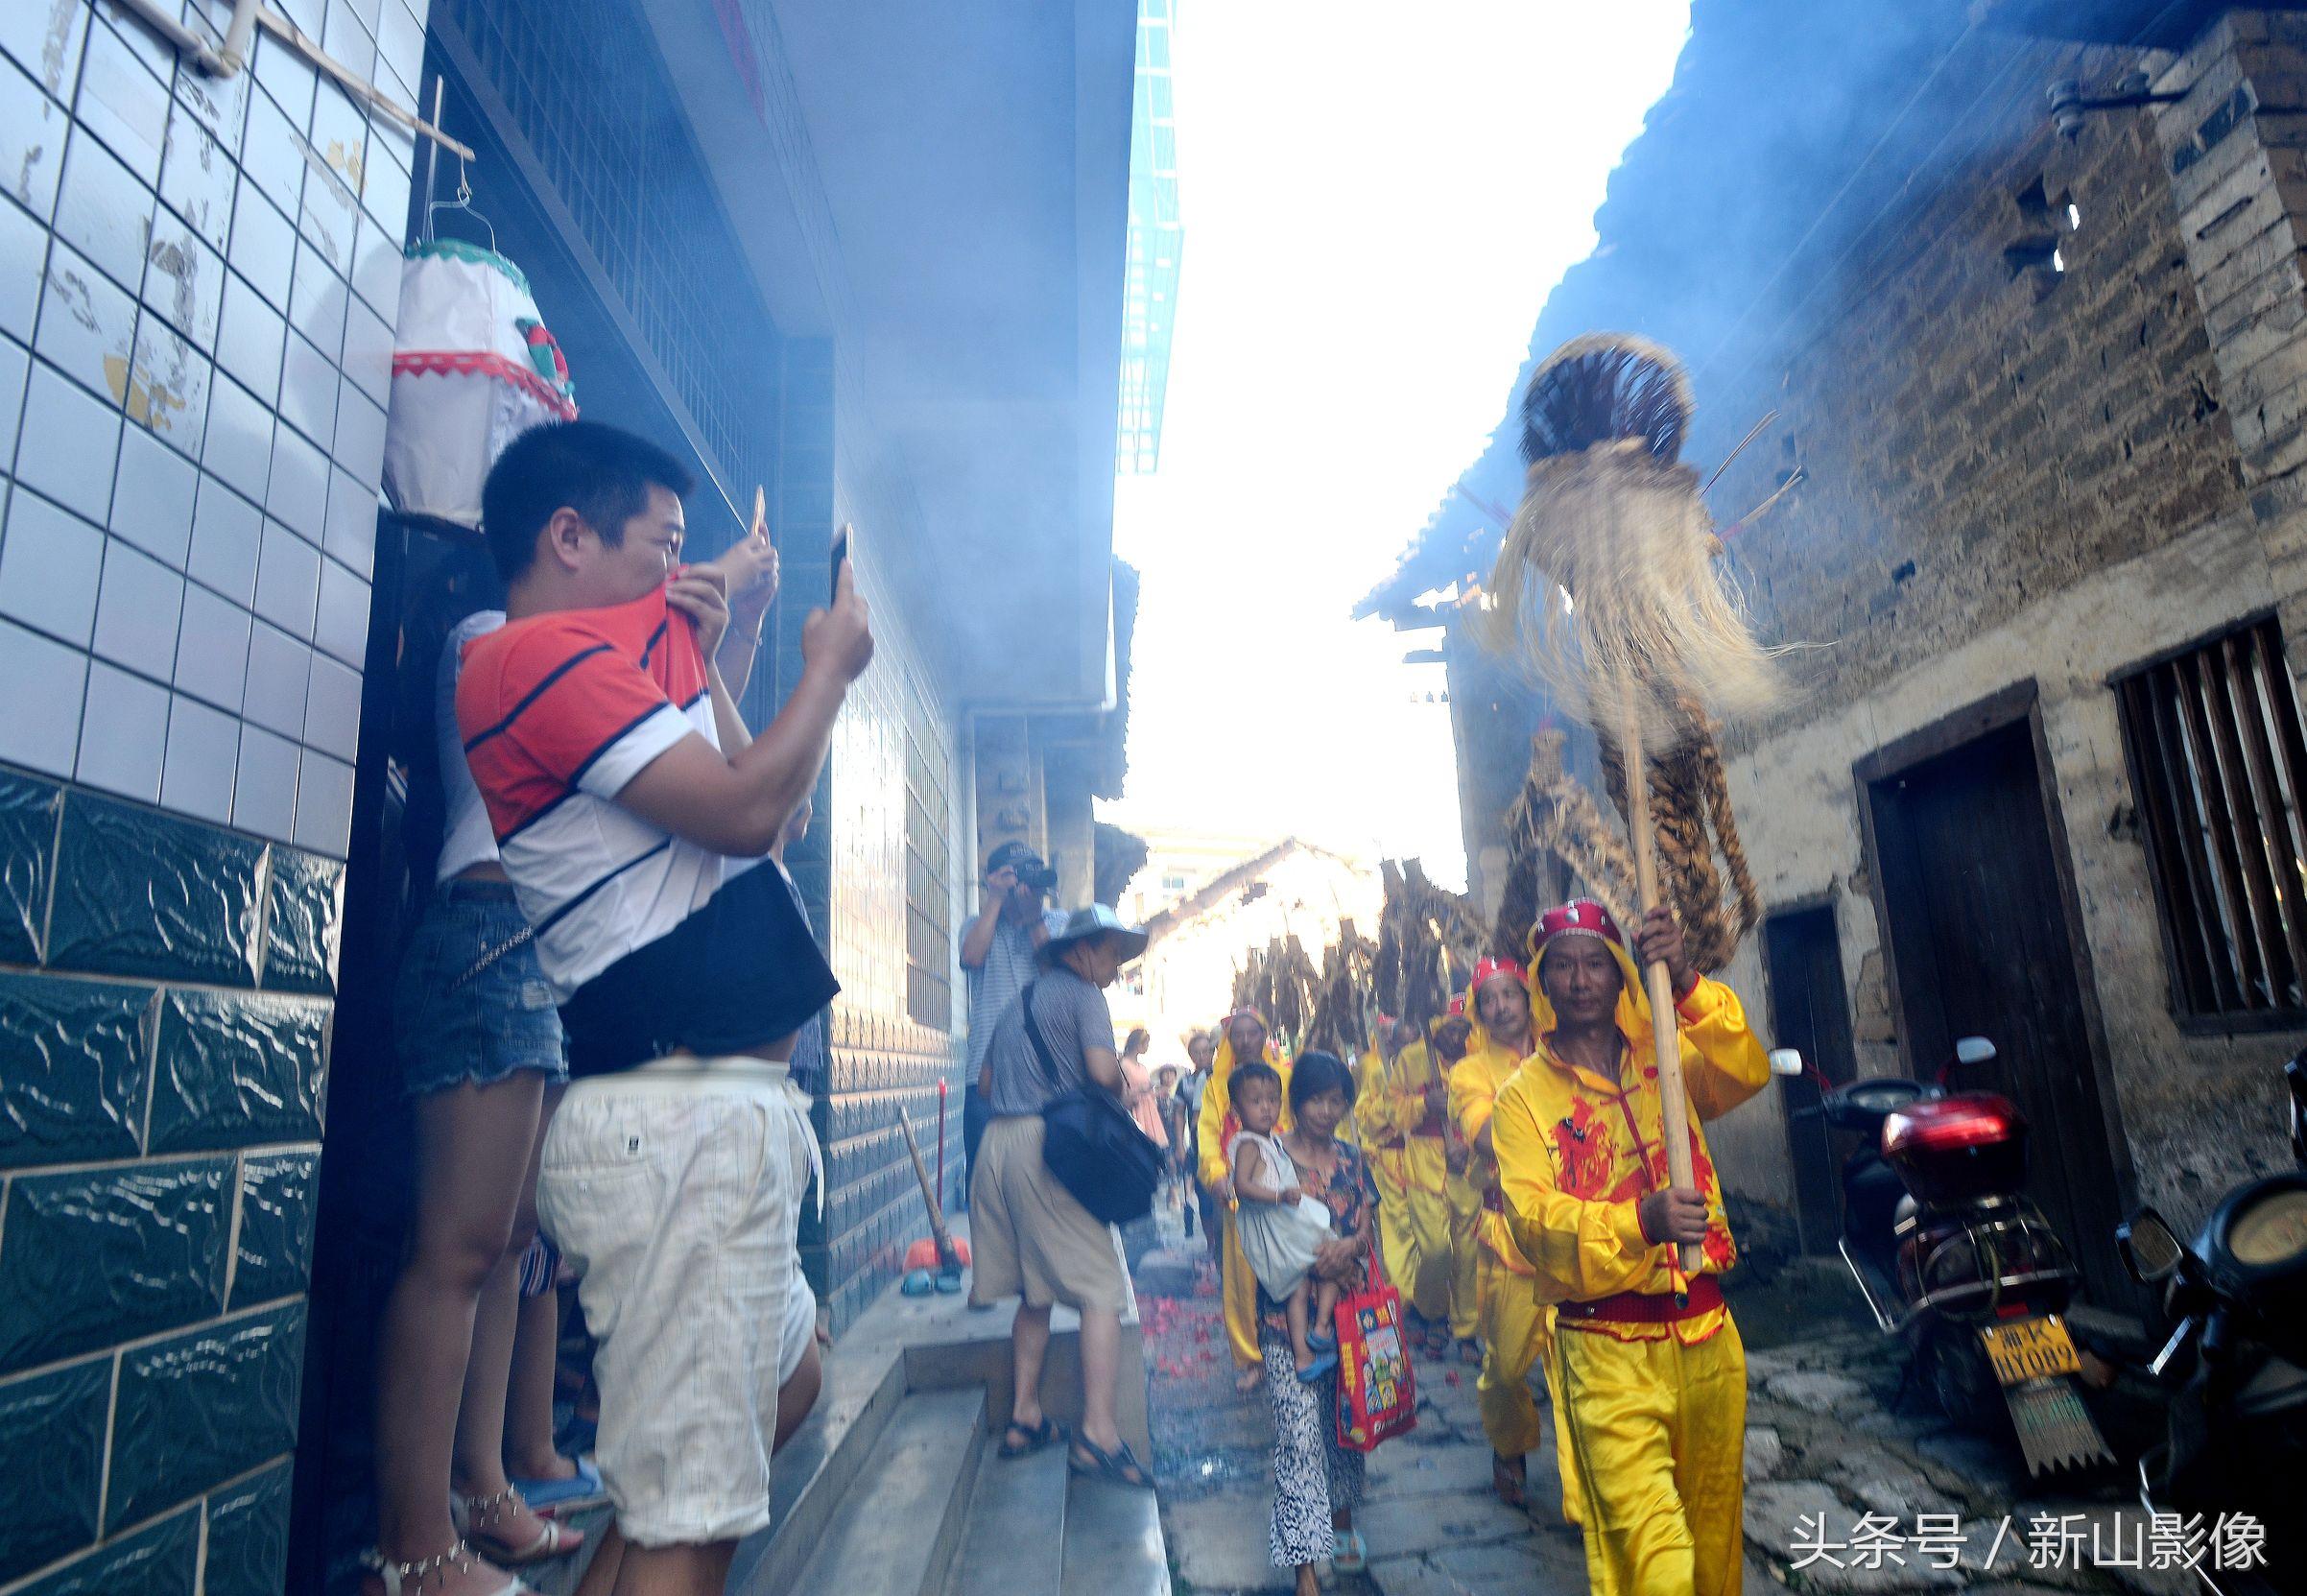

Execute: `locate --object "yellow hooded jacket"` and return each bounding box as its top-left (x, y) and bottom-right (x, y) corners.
top-left (1448, 1000), bottom-right (1539, 1277)
top-left (1195, 1033), bottom-right (1292, 1188)
top-left (1492, 931), bottom-right (1770, 1343)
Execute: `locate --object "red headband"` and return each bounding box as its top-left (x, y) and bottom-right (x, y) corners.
top-left (1447, 995), bottom-right (1466, 1016)
top-left (1532, 899), bottom-right (1624, 964)
top-left (1471, 956), bottom-right (1527, 990)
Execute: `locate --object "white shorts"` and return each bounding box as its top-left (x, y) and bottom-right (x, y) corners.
top-left (537, 1060), bottom-right (821, 1547)
top-left (779, 1273), bottom-right (818, 1387)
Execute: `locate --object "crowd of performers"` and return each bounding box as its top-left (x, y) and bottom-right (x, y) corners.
top-left (1196, 896), bottom-right (1772, 1596)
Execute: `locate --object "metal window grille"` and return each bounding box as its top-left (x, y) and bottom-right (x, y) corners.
top-left (2115, 616), bottom-right (2307, 1024)
top-left (902, 672), bottom-right (954, 1031)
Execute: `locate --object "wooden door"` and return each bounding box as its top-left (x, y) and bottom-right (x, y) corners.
top-left (1863, 709), bottom-right (2137, 1310)
top-left (1763, 906), bottom-right (1856, 1255)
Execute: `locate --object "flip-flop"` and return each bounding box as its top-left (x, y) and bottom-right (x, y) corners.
top-left (998, 1417), bottom-right (1065, 1458)
top-left (1069, 1436), bottom-right (1154, 1489)
top-left (1296, 1352), bottom-right (1339, 1384)
top-left (1332, 1529), bottom-right (1368, 1574)
top-left (507, 1457), bottom-right (603, 1513)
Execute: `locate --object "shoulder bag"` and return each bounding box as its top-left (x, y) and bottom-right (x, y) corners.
top-left (1022, 981), bottom-right (1161, 1225)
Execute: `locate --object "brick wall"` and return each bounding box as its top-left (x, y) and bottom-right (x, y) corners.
top-left (0, 0), bottom-right (425, 1587)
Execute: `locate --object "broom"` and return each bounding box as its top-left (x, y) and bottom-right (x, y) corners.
top-left (1478, 334), bottom-right (1785, 1287)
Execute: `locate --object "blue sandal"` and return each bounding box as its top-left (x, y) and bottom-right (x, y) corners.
top-left (1296, 1352), bottom-right (1339, 1384)
top-left (508, 1457), bottom-right (602, 1513)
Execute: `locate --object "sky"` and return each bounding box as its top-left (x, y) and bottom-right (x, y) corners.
top-left (1101, 3), bottom-right (1693, 892)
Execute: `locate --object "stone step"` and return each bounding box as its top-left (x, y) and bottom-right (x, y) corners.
top-left (945, 1438), bottom-right (1070, 1596)
top-left (785, 1387), bottom-right (989, 1596)
top-left (1059, 1470), bottom-right (1172, 1596)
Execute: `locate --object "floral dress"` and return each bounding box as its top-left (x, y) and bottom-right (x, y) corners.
top-left (1257, 1136), bottom-right (1375, 1568)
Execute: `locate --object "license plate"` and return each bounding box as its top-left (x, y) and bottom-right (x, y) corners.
top-left (1979, 1314), bottom-right (2081, 1387)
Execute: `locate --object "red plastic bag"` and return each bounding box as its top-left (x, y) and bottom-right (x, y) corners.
top-left (1333, 1230), bottom-right (1415, 1451)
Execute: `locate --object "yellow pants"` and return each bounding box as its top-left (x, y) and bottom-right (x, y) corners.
top-left (1551, 1315), bottom-right (1747, 1596)
top-left (1222, 1208), bottom-right (1259, 1368)
top-left (1445, 1170), bottom-right (1483, 1341)
top-left (1377, 1139), bottom-right (1452, 1324)
top-left (1475, 1253), bottom-right (1582, 1525)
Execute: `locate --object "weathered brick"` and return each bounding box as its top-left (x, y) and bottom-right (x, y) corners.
top-left (45, 797), bottom-right (264, 987)
top-left (146, 991), bottom-right (326, 1155)
top-left (202, 1461), bottom-right (292, 1596)
top-left (0, 1358), bottom-right (109, 1582)
top-left (0, 769), bottom-right (61, 965)
top-left (12, 1506), bottom-right (197, 1596)
top-left (106, 1304), bottom-right (303, 1533)
top-left (0, 1159), bottom-right (232, 1374)
top-left (0, 973), bottom-right (156, 1171)
top-left (261, 846), bottom-right (342, 995)
top-left (231, 1150), bottom-right (319, 1307)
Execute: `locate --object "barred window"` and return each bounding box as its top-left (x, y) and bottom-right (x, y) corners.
top-left (2115, 616), bottom-right (2307, 1025)
top-left (902, 676), bottom-right (954, 1031)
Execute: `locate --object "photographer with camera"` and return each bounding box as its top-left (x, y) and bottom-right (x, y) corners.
top-left (962, 841), bottom-right (1065, 1204)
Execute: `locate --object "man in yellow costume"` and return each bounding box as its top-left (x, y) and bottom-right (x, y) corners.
top-left (1448, 957), bottom-right (1578, 1518)
top-left (1196, 1008), bottom-right (1290, 1391)
top-left (1494, 898), bottom-right (1769, 1596)
top-left (1356, 1015), bottom-right (1453, 1350)
top-left (1430, 1005), bottom-right (1483, 1362)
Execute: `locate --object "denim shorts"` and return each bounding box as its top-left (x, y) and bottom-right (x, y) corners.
top-left (394, 881), bottom-right (569, 1097)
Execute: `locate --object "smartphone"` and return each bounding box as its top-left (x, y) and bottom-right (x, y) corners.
top-left (829, 522), bottom-right (854, 603)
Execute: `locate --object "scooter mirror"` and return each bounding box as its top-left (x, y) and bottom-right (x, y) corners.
top-left (1768, 1049), bottom-right (1805, 1078)
top-left (1954, 1036), bottom-right (1997, 1066)
top-left (2118, 1208), bottom-right (2185, 1285)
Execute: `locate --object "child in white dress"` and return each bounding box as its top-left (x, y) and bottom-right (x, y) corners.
top-left (1228, 1062), bottom-right (1341, 1381)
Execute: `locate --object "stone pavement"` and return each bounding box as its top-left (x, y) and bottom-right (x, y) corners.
top-left (1134, 1239), bottom-right (2192, 1596)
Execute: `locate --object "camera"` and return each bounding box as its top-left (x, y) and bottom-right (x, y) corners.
top-left (1011, 860), bottom-right (1059, 894)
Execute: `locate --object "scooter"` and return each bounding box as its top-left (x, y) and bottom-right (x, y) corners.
top-left (1802, 1036), bottom-right (2113, 1476)
top-left (2115, 1053), bottom-right (2307, 1595)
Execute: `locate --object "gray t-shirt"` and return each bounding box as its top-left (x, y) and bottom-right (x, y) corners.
top-left (983, 965), bottom-right (1117, 1118)
top-left (965, 908), bottom-right (1067, 1078)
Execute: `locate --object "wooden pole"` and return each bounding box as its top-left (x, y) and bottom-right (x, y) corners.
top-left (896, 1106), bottom-right (962, 1275)
top-left (1619, 688), bottom-right (1703, 1288)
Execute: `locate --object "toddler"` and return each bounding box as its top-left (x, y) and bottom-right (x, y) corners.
top-left (1228, 1062), bottom-right (1341, 1380)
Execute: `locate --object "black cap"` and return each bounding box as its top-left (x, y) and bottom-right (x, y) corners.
top-left (988, 840), bottom-right (1046, 874)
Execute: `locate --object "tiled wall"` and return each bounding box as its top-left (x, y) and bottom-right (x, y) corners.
top-left (0, 0), bottom-right (422, 1588)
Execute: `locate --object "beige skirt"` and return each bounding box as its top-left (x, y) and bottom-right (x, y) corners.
top-left (968, 1114), bottom-right (1131, 1314)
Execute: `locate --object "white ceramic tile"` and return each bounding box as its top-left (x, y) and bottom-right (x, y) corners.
top-left (242, 616), bottom-right (311, 736)
top-left (314, 552), bottom-right (367, 666)
top-left (240, 86), bottom-right (304, 219)
top-left (0, 610), bottom-right (87, 775)
top-left (156, 98), bottom-right (233, 251)
top-left (303, 650), bottom-right (359, 759)
top-left (228, 180), bottom-right (297, 310)
top-left (288, 238), bottom-right (348, 360)
top-left (0, 201), bottom-right (46, 342)
top-left (0, 56), bottom-right (67, 219)
top-left (33, 242), bottom-right (136, 403)
top-left (14, 361), bottom-right (122, 523)
top-left (368, 100), bottom-right (415, 186)
top-left (343, 0), bottom-right (381, 36)
top-left (75, 15), bottom-right (169, 185)
top-left (172, 9), bottom-right (251, 146)
top-left (54, 127), bottom-right (154, 293)
top-left (253, 517), bottom-right (319, 637)
top-left (375, 2), bottom-right (422, 107)
top-left (90, 533), bottom-right (184, 680)
top-left (0, 336), bottom-right (26, 462)
top-left (111, 420), bottom-right (198, 566)
top-left (349, 211), bottom-right (399, 321)
top-left (173, 578), bottom-right (250, 710)
top-left (275, 0), bottom-right (327, 46)
top-left (279, 330), bottom-right (335, 451)
top-left (251, 32), bottom-right (316, 136)
top-left (322, 0), bottom-right (374, 82)
top-left (215, 269), bottom-right (284, 405)
top-left (302, 88), bottom-right (364, 274)
top-left (76, 657), bottom-right (169, 801)
top-left (341, 294), bottom-right (390, 405)
top-left (92, 3), bottom-right (174, 86)
top-left (358, 139), bottom-right (409, 246)
top-left (232, 720), bottom-right (298, 841)
top-left (0, 486), bottom-right (103, 645)
top-left (201, 369), bottom-right (272, 501)
top-left (321, 464), bottom-right (374, 578)
top-left (128, 309), bottom-right (210, 456)
top-left (142, 209), bottom-right (224, 350)
top-left (0, 0), bottom-right (89, 105)
top-left (187, 471), bottom-right (260, 603)
top-left (293, 747), bottom-right (352, 856)
top-left (333, 379), bottom-right (385, 488)
top-left (268, 421), bottom-right (328, 538)
top-left (160, 690), bottom-right (237, 823)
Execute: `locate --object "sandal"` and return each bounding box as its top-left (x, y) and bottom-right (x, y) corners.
top-left (1332, 1528), bottom-right (1368, 1574)
top-left (1296, 1352), bottom-right (1339, 1384)
top-left (1305, 1329), bottom-right (1336, 1352)
top-left (460, 1486), bottom-right (585, 1565)
top-left (361, 1543), bottom-right (529, 1596)
top-left (1069, 1435), bottom-right (1154, 1489)
top-left (1491, 1451), bottom-right (1528, 1510)
top-left (999, 1417), bottom-right (1066, 1458)
top-left (507, 1456), bottom-right (602, 1513)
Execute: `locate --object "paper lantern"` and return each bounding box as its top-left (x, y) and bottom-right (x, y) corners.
top-left (383, 240), bottom-right (578, 528)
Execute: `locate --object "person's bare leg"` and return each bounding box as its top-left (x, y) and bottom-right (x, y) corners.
top-left (574, 1523), bottom-right (625, 1596)
top-left (371, 1073), bottom-right (547, 1591)
top-left (1010, 1304), bottom-right (1053, 1432)
top-left (453, 1084), bottom-right (569, 1560)
top-left (1077, 1306), bottom-right (1122, 1455)
top-left (609, 1539), bottom-right (736, 1596)
top-left (1313, 1280), bottom-right (1339, 1342)
top-left (1286, 1284), bottom-right (1315, 1370)
top-left (504, 1085), bottom-right (573, 1485)
top-left (774, 1340), bottom-right (822, 1449)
